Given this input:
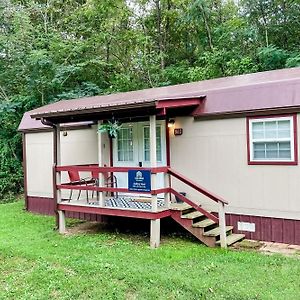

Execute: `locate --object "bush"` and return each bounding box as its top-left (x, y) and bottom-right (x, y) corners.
top-left (0, 192), bottom-right (18, 204)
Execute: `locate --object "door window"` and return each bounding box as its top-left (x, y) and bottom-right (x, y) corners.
top-left (117, 127), bottom-right (134, 161)
top-left (143, 126), bottom-right (162, 162)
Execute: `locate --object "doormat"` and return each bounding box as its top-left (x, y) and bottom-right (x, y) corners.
top-left (131, 198), bottom-right (152, 203)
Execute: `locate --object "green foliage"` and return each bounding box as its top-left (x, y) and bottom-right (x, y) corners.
top-left (258, 46), bottom-right (289, 71)
top-left (286, 55), bottom-right (300, 68)
top-left (1, 0), bottom-right (300, 199)
top-left (0, 192), bottom-right (18, 204)
top-left (98, 120), bottom-right (122, 138)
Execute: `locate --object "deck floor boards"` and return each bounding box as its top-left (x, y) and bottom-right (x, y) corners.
top-left (61, 196), bottom-right (167, 212)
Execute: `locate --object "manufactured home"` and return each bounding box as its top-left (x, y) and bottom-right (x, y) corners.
top-left (18, 67), bottom-right (300, 247)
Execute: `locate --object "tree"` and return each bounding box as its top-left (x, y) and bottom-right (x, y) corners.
top-left (1, 0), bottom-right (300, 201)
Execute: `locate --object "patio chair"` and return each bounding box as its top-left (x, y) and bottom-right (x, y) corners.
top-left (90, 168), bottom-right (118, 199)
top-left (67, 170), bottom-right (95, 202)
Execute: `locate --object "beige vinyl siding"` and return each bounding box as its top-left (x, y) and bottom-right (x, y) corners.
top-left (170, 116), bottom-right (300, 220)
top-left (26, 131), bottom-right (54, 198)
top-left (25, 125), bottom-right (106, 198)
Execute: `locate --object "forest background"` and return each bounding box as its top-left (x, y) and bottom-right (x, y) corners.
top-left (1, 0), bottom-right (300, 201)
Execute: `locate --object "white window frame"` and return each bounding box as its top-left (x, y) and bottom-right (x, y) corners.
top-left (248, 116), bottom-right (296, 163)
top-left (117, 126), bottom-right (134, 162)
top-left (142, 125), bottom-right (162, 162)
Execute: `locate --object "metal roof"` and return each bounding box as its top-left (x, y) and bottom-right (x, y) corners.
top-left (19, 67), bottom-right (300, 130)
top-left (18, 112), bottom-right (94, 132)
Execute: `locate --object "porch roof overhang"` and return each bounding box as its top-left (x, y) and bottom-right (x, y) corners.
top-left (29, 95), bottom-right (204, 124)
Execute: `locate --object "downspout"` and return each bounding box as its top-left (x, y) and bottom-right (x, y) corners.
top-left (41, 118), bottom-right (59, 229)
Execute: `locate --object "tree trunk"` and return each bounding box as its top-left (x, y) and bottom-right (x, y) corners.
top-left (155, 0), bottom-right (165, 69)
top-left (199, 2), bottom-right (213, 51)
top-left (258, 0), bottom-right (269, 47)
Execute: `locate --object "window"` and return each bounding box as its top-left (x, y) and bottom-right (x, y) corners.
top-left (248, 115), bottom-right (297, 165)
top-left (117, 127), bottom-right (134, 161)
top-left (143, 126), bottom-right (162, 162)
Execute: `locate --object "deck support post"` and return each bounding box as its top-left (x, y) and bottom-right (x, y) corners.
top-left (58, 210), bottom-right (66, 234)
top-left (218, 201), bottom-right (227, 249)
top-left (150, 115), bottom-right (160, 248)
top-left (150, 219), bottom-right (160, 248)
top-left (98, 121), bottom-right (104, 207)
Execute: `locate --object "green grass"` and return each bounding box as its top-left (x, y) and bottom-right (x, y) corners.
top-left (0, 201), bottom-right (299, 300)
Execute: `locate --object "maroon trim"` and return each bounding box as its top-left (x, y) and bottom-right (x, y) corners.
top-left (109, 137), bottom-right (114, 196)
top-left (26, 196), bottom-right (300, 245)
top-left (56, 165), bottom-right (228, 204)
top-left (166, 119), bottom-right (171, 166)
top-left (52, 127), bottom-right (59, 227)
top-left (194, 106), bottom-right (300, 119)
top-left (56, 165), bottom-right (168, 174)
top-left (246, 114), bottom-right (298, 165)
top-left (168, 168), bottom-right (228, 205)
top-left (170, 189), bottom-right (219, 223)
top-left (26, 196), bottom-right (171, 220)
top-left (58, 204), bottom-right (171, 220)
top-left (165, 120), bottom-right (172, 203)
top-left (227, 213), bottom-right (300, 245)
top-left (109, 138), bottom-right (113, 167)
top-left (156, 98), bottom-right (201, 109)
top-left (152, 188), bottom-right (170, 195)
top-left (27, 196), bottom-right (55, 215)
top-left (157, 107), bottom-right (167, 116)
top-left (22, 133), bottom-right (28, 210)
top-left (57, 185), bottom-right (170, 195)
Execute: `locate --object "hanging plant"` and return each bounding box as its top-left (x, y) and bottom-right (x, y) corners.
top-left (98, 120), bottom-right (122, 138)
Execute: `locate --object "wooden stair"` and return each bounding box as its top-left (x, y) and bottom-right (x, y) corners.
top-left (170, 203), bottom-right (245, 247)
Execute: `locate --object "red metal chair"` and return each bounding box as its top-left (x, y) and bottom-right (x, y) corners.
top-left (90, 167), bottom-right (118, 199)
top-left (67, 170), bottom-right (94, 202)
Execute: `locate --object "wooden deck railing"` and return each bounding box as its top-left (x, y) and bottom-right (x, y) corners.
top-left (168, 168), bottom-right (228, 205)
top-left (55, 164), bottom-right (228, 247)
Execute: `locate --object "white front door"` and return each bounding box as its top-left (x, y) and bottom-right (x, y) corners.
top-left (113, 121), bottom-right (166, 197)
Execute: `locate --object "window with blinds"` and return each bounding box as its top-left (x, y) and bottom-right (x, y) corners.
top-left (248, 116), bottom-right (296, 163)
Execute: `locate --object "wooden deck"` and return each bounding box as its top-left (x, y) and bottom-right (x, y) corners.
top-left (55, 165), bottom-right (231, 248)
top-left (58, 196), bottom-right (172, 220)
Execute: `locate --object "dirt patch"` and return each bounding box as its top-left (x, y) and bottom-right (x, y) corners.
top-left (233, 239), bottom-right (300, 258)
top-left (233, 239), bottom-right (263, 250)
top-left (65, 221), bottom-right (105, 236)
top-left (64, 220), bottom-right (149, 243)
top-left (64, 222), bottom-right (300, 257)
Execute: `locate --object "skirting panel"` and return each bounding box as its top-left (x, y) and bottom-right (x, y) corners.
top-left (27, 196), bottom-right (105, 221)
top-left (27, 196), bottom-right (55, 216)
top-left (226, 213), bottom-right (300, 245)
top-left (26, 197), bottom-right (300, 245)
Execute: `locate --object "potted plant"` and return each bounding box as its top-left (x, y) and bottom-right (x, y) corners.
top-left (98, 120), bottom-right (122, 138)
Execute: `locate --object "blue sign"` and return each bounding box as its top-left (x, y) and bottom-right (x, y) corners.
top-left (128, 170), bottom-right (151, 192)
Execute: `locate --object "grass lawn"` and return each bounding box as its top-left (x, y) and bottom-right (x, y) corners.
top-left (0, 201), bottom-right (299, 300)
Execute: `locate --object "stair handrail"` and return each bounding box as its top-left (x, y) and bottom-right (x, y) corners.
top-left (168, 168), bottom-right (228, 205)
top-left (168, 167), bottom-right (228, 248)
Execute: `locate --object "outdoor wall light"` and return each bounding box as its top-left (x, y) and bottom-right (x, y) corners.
top-left (168, 119), bottom-right (175, 128)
